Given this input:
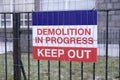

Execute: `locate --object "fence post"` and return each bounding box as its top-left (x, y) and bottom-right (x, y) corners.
top-left (105, 10), bottom-right (109, 80)
top-left (119, 29), bottom-right (120, 77)
top-left (4, 13), bottom-right (8, 80)
top-left (13, 13), bottom-right (21, 80)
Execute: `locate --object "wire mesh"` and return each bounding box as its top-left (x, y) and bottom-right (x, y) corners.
top-left (0, 0), bottom-right (120, 80)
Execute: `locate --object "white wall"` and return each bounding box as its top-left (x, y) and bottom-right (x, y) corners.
top-left (0, 0), bottom-right (34, 12)
top-left (39, 0), bottom-right (96, 11)
top-left (0, 0), bottom-right (34, 28)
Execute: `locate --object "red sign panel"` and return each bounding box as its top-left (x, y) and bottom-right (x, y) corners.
top-left (32, 26), bottom-right (97, 62)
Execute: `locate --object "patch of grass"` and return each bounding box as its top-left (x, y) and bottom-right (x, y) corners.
top-left (0, 54), bottom-right (119, 80)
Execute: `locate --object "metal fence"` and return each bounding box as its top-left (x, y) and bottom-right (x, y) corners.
top-left (0, 11), bottom-right (120, 80)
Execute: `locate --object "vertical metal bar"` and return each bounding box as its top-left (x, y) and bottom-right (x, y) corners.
top-left (119, 29), bottom-right (120, 78)
top-left (48, 61), bottom-right (50, 80)
top-left (38, 60), bottom-right (40, 80)
top-left (4, 13), bottom-right (7, 80)
top-left (47, 9), bottom-right (50, 80)
top-left (36, 11), bottom-right (40, 80)
top-left (20, 60), bottom-right (26, 80)
top-left (70, 62), bottom-right (72, 80)
top-left (58, 61), bottom-right (61, 80)
top-left (92, 10), bottom-right (96, 80)
top-left (104, 31), bottom-right (106, 44)
top-left (27, 12), bottom-right (30, 80)
top-left (93, 63), bottom-right (95, 80)
top-left (105, 11), bottom-right (109, 80)
top-left (57, 10), bottom-right (61, 80)
top-left (13, 13), bottom-right (21, 80)
top-left (81, 62), bottom-right (83, 80)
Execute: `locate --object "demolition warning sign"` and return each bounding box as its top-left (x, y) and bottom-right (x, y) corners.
top-left (32, 10), bottom-right (97, 62)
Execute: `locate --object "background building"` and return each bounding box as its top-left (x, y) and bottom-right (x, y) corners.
top-left (35, 0), bottom-right (96, 11)
top-left (0, 0), bottom-right (119, 29)
top-left (0, 0), bottom-right (34, 28)
top-left (0, 0), bottom-right (96, 28)
top-left (97, 0), bottom-right (120, 29)
top-left (0, 0), bottom-right (34, 12)
top-left (97, 0), bottom-right (120, 44)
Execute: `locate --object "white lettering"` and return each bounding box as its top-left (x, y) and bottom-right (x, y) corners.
top-left (51, 49), bottom-right (57, 57)
top-left (76, 50), bottom-right (84, 58)
top-left (67, 49), bottom-right (91, 59)
top-left (38, 49), bottom-right (44, 56)
top-left (68, 50), bottom-right (76, 58)
top-left (58, 49), bottom-right (64, 57)
top-left (85, 50), bottom-right (91, 59)
top-left (38, 49), bottom-right (64, 58)
top-left (45, 49), bottom-right (51, 57)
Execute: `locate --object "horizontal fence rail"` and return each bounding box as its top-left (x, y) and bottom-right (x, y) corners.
top-left (0, 11), bottom-right (120, 80)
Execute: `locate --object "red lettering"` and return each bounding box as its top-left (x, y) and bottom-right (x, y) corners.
top-left (82, 37), bottom-right (87, 44)
top-left (51, 37), bottom-right (56, 43)
top-left (70, 37), bottom-right (75, 44)
top-left (35, 37), bottom-right (43, 43)
top-left (57, 37), bottom-right (63, 44)
top-left (64, 37), bottom-right (69, 44)
top-left (88, 37), bottom-right (93, 44)
top-left (56, 28), bottom-right (62, 35)
top-left (85, 28), bottom-right (91, 35)
top-left (46, 37), bottom-right (50, 43)
top-left (37, 29), bottom-right (42, 35)
top-left (78, 28), bottom-right (84, 35)
top-left (76, 37), bottom-right (82, 44)
top-left (48, 29), bottom-right (55, 35)
top-left (43, 29), bottom-right (48, 35)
